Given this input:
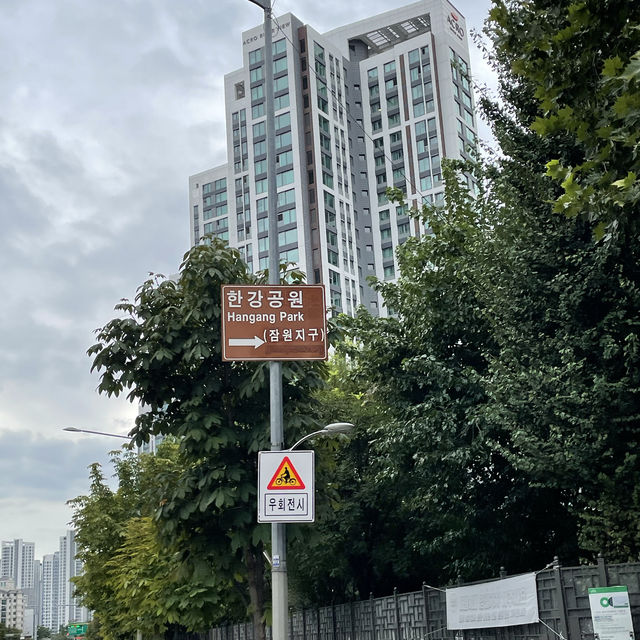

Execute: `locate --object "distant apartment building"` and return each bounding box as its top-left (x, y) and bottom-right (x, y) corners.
top-left (189, 0), bottom-right (478, 315)
top-left (41, 553), bottom-right (60, 632)
top-left (1, 540), bottom-right (35, 594)
top-left (57, 531), bottom-right (90, 628)
top-left (1, 538), bottom-right (39, 632)
top-left (0, 578), bottom-right (26, 633)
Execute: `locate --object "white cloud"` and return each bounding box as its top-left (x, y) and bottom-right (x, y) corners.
top-left (0, 0), bottom-right (495, 555)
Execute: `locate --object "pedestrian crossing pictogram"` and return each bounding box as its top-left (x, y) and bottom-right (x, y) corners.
top-left (267, 456), bottom-right (305, 490)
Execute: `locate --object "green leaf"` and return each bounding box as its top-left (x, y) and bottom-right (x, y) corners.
top-left (602, 55), bottom-right (624, 78)
top-left (611, 171), bottom-right (637, 190)
top-left (619, 50), bottom-right (640, 81)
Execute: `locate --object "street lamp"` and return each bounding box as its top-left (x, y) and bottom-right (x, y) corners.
top-left (288, 423), bottom-right (354, 451)
top-left (62, 427), bottom-right (132, 440)
top-left (61, 428), bottom-right (139, 640)
top-left (267, 422), bottom-right (354, 640)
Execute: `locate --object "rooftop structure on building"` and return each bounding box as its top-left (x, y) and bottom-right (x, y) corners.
top-left (189, 0), bottom-right (477, 316)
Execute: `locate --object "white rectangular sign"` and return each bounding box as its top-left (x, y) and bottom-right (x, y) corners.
top-left (258, 450), bottom-right (315, 523)
top-left (589, 586), bottom-right (634, 640)
top-left (446, 573), bottom-right (538, 630)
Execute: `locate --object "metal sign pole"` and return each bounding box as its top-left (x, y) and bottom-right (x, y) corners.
top-left (245, 1), bottom-right (286, 637)
top-left (263, 3), bottom-right (288, 640)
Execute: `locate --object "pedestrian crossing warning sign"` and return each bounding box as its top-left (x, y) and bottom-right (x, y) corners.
top-left (267, 456), bottom-right (305, 490)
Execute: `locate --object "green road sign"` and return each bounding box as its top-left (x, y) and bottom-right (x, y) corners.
top-left (67, 624), bottom-right (88, 637)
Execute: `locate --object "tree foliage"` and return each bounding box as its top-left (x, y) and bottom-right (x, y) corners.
top-left (70, 442), bottom-right (233, 640)
top-left (84, 241), bottom-right (327, 637)
top-left (293, 1), bottom-right (640, 594)
top-left (482, 0), bottom-right (640, 561)
top-left (488, 0), bottom-right (640, 241)
top-left (0, 624), bottom-right (22, 640)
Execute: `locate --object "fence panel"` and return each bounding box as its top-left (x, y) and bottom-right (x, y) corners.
top-left (397, 590), bottom-right (426, 640)
top-left (208, 559), bottom-right (640, 640)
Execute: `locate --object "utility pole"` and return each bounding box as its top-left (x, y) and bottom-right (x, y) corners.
top-left (246, 1), bottom-right (287, 639)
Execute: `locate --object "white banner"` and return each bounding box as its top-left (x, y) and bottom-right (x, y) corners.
top-left (446, 573), bottom-right (538, 630)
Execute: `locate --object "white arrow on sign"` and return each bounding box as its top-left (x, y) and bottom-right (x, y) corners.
top-left (229, 336), bottom-right (265, 349)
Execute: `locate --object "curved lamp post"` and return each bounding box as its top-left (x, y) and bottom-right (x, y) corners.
top-left (288, 422), bottom-right (354, 451)
top-left (62, 426), bottom-right (132, 440)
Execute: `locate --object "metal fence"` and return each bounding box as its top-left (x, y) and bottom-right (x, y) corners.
top-left (208, 556), bottom-right (640, 640)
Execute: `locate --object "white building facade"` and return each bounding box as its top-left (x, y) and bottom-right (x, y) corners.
top-left (0, 579), bottom-right (25, 633)
top-left (57, 531), bottom-right (90, 629)
top-left (40, 553), bottom-right (60, 632)
top-left (1, 540), bottom-right (35, 593)
top-left (189, 0), bottom-right (477, 315)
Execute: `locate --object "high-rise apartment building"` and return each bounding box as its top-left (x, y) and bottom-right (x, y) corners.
top-left (189, 0), bottom-right (477, 315)
top-left (41, 552), bottom-right (60, 631)
top-left (1, 539), bottom-right (35, 592)
top-left (0, 578), bottom-right (26, 632)
top-left (57, 531), bottom-right (90, 628)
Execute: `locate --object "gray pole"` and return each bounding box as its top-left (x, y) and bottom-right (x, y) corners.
top-left (261, 4), bottom-right (288, 640)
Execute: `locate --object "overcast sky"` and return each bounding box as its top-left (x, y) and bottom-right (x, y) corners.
top-left (0, 0), bottom-right (495, 558)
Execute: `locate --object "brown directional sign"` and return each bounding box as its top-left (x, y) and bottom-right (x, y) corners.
top-left (221, 285), bottom-right (328, 361)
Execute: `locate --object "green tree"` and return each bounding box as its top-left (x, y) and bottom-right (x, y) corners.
top-left (37, 627), bottom-right (51, 639)
top-left (288, 355), bottom-right (403, 602)
top-left (488, 0), bottom-right (640, 241)
top-left (86, 241), bottom-right (326, 638)
top-left (481, 0), bottom-right (640, 561)
top-left (71, 442), bottom-right (229, 640)
top-left (0, 624), bottom-right (22, 640)
top-left (334, 164), bottom-right (581, 585)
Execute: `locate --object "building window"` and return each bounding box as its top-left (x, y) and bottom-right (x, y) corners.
top-left (274, 76), bottom-right (289, 92)
top-left (383, 61), bottom-right (396, 74)
top-left (249, 48), bottom-right (263, 65)
top-left (274, 93), bottom-right (290, 110)
top-left (464, 110), bottom-right (474, 127)
top-left (274, 189), bottom-right (293, 207)
top-left (275, 131), bottom-right (292, 149)
top-left (279, 228), bottom-right (297, 245)
top-left (273, 57), bottom-right (288, 74)
top-left (276, 150), bottom-right (294, 167)
top-left (276, 169), bottom-right (295, 187)
top-left (388, 113), bottom-right (401, 128)
top-left (279, 207), bottom-right (296, 225)
top-left (275, 112), bottom-right (291, 129)
top-left (280, 247), bottom-right (299, 263)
